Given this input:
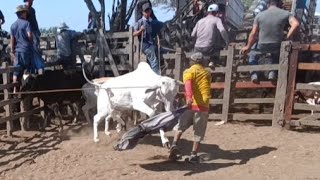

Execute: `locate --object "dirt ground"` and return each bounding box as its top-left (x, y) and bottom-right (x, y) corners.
top-left (1, 121), bottom-right (320, 180)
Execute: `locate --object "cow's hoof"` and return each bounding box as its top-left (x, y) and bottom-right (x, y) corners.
top-left (163, 142), bottom-right (171, 149)
top-left (105, 131), bottom-right (111, 136)
top-left (94, 138), bottom-right (100, 143)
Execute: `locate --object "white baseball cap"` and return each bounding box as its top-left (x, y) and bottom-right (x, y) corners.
top-left (207, 4), bottom-right (219, 12)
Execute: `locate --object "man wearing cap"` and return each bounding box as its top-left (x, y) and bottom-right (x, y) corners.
top-left (56, 22), bottom-right (82, 70)
top-left (24, 0), bottom-right (40, 49)
top-left (241, 0), bottom-right (299, 81)
top-left (0, 10), bottom-right (5, 30)
top-left (169, 52), bottom-right (211, 163)
top-left (133, 3), bottom-right (160, 74)
top-left (191, 3), bottom-right (229, 66)
top-left (10, 5), bottom-right (33, 92)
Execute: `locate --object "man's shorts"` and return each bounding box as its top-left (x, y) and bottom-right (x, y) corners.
top-left (174, 110), bottom-right (208, 142)
top-left (14, 51), bottom-right (32, 76)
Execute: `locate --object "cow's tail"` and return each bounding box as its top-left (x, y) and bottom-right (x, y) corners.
top-left (82, 63), bottom-right (100, 87)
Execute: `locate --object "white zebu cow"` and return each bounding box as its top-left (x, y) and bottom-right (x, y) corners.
top-left (85, 62), bottom-right (179, 146)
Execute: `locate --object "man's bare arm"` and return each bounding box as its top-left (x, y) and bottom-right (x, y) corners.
top-left (240, 24), bottom-right (259, 54)
top-left (287, 16), bottom-right (300, 40)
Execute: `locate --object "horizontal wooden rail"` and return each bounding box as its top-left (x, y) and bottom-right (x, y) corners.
top-left (237, 64), bottom-right (279, 72)
top-left (211, 81), bottom-right (277, 89)
top-left (210, 98), bottom-right (274, 104)
top-left (296, 83), bottom-right (320, 91)
top-left (298, 63), bottom-right (320, 71)
top-left (207, 67), bottom-right (226, 74)
top-left (232, 113), bottom-right (273, 121)
top-left (209, 113), bottom-right (222, 119)
top-left (0, 98), bottom-right (21, 108)
top-left (293, 44), bottom-right (320, 52)
top-left (0, 107), bottom-right (44, 124)
top-left (294, 103), bottom-right (320, 111)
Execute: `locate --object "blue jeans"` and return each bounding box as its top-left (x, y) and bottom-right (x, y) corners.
top-left (249, 43), bottom-right (280, 79)
top-left (14, 51), bottom-right (32, 76)
top-left (142, 44), bottom-right (159, 74)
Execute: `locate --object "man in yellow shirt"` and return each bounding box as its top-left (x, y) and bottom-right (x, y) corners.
top-left (169, 52), bottom-right (211, 163)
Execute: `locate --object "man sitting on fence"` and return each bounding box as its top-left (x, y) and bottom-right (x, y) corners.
top-left (10, 5), bottom-right (33, 93)
top-left (133, 3), bottom-right (160, 74)
top-left (191, 3), bottom-right (229, 67)
top-left (240, 0), bottom-right (299, 82)
top-left (56, 22), bottom-right (82, 70)
top-left (169, 52), bottom-right (211, 163)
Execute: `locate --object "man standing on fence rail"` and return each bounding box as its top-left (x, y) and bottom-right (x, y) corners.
top-left (169, 52), bottom-right (211, 163)
top-left (191, 3), bottom-right (229, 67)
top-left (133, 3), bottom-right (161, 74)
top-left (240, 0), bottom-right (299, 82)
top-left (56, 22), bottom-right (82, 70)
top-left (10, 5), bottom-right (33, 93)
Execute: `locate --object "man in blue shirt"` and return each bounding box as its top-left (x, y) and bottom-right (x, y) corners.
top-left (133, 3), bottom-right (160, 74)
top-left (56, 22), bottom-right (82, 70)
top-left (10, 5), bottom-right (33, 92)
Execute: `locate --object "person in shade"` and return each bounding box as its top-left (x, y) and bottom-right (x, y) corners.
top-left (24, 0), bottom-right (40, 49)
top-left (0, 10), bottom-right (5, 29)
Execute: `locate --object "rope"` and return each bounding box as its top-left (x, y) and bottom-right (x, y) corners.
top-left (1, 85), bottom-right (159, 96)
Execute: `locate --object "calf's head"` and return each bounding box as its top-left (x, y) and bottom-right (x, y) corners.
top-left (156, 77), bottom-right (179, 111)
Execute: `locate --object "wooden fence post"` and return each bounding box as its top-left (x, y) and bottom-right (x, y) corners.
top-left (221, 46), bottom-right (234, 123)
top-left (2, 62), bottom-right (13, 136)
top-left (272, 41), bottom-right (290, 127)
top-left (283, 44), bottom-right (299, 128)
top-left (174, 48), bottom-right (183, 81)
top-left (128, 27), bottom-right (134, 71)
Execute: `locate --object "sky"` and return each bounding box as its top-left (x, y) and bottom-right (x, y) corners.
top-left (0, 0), bottom-right (319, 32)
top-left (0, 0), bottom-right (175, 32)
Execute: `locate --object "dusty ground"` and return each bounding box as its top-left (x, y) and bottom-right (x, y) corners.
top-left (0, 121), bottom-right (320, 180)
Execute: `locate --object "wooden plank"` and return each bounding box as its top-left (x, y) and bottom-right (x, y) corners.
top-left (294, 103), bottom-right (320, 111)
top-left (0, 107), bottom-right (44, 124)
top-left (105, 31), bottom-right (130, 39)
top-left (234, 98), bottom-right (275, 104)
top-left (300, 120), bottom-right (320, 127)
top-left (221, 46), bottom-right (234, 123)
top-left (185, 49), bottom-right (228, 58)
top-left (211, 81), bottom-right (277, 89)
top-left (162, 53), bottom-right (176, 60)
top-left (209, 113), bottom-right (222, 120)
top-left (210, 98), bottom-right (274, 104)
top-left (284, 47), bottom-right (299, 127)
top-left (206, 67), bottom-right (226, 73)
top-left (294, 44), bottom-right (320, 52)
top-left (233, 113), bottom-right (273, 121)
top-left (2, 62), bottom-right (13, 136)
top-left (0, 66), bottom-right (20, 74)
top-left (298, 63), bottom-right (320, 70)
top-left (174, 48), bottom-right (183, 80)
top-left (128, 27), bottom-right (134, 71)
top-left (99, 29), bottom-right (119, 76)
top-left (0, 98), bottom-right (21, 108)
top-left (273, 41), bottom-right (290, 127)
top-left (296, 83), bottom-right (320, 91)
top-left (133, 36), bottom-right (140, 70)
top-left (237, 64), bottom-right (279, 72)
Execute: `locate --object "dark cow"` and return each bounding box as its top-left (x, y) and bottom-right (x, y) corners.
top-left (21, 70), bottom-right (86, 131)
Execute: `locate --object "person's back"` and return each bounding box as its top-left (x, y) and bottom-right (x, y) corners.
top-left (193, 15), bottom-right (224, 48)
top-left (255, 6), bottom-right (291, 45)
top-left (183, 63), bottom-right (211, 111)
top-left (57, 30), bottom-right (72, 57)
top-left (11, 18), bottom-right (32, 53)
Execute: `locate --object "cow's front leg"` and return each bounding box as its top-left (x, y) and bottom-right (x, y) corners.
top-left (159, 128), bottom-right (170, 149)
top-left (104, 115), bottom-right (112, 136)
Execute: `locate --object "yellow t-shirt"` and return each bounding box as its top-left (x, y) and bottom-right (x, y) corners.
top-left (183, 64), bottom-right (212, 112)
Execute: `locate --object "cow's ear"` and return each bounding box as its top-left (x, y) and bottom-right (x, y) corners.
top-left (145, 86), bottom-right (158, 94)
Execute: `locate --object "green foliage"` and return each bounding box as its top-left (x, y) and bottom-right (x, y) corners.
top-left (40, 27), bottom-right (58, 37)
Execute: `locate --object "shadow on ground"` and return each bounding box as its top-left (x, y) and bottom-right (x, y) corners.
top-left (139, 136), bottom-right (277, 176)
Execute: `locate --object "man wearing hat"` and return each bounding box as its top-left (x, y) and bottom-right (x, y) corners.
top-left (10, 5), bottom-right (33, 92)
top-left (56, 22), bottom-right (82, 70)
top-left (191, 4), bottom-right (229, 59)
top-left (191, 3), bottom-right (229, 67)
top-left (169, 52), bottom-right (211, 163)
top-left (24, 0), bottom-right (40, 49)
top-left (133, 3), bottom-right (160, 74)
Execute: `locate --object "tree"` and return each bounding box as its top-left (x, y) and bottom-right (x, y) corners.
top-left (40, 27), bottom-right (58, 37)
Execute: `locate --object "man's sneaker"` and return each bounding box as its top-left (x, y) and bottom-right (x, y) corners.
top-left (168, 145), bottom-right (181, 161)
top-left (186, 154), bottom-right (199, 164)
top-left (251, 74), bottom-right (259, 84)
